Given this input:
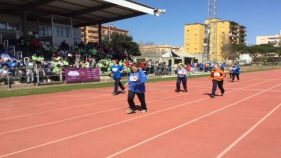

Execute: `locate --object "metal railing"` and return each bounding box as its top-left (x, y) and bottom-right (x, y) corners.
top-left (3, 40), bottom-right (8, 47)
top-left (15, 51), bottom-right (23, 59)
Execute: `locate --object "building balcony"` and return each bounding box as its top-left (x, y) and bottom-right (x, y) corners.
top-left (268, 41), bottom-right (278, 44)
top-left (203, 43), bottom-right (208, 46)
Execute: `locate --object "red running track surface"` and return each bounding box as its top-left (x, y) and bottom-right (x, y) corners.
top-left (0, 69), bottom-right (281, 158)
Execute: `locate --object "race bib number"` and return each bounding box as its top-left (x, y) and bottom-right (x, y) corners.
top-left (130, 76), bottom-right (137, 81)
top-left (112, 68), bottom-right (118, 72)
top-left (214, 72), bottom-right (221, 77)
top-left (28, 63), bottom-right (33, 66)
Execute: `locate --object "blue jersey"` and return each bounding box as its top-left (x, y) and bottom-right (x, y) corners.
top-left (110, 65), bottom-right (123, 79)
top-left (232, 66), bottom-right (240, 74)
top-left (127, 69), bottom-right (147, 93)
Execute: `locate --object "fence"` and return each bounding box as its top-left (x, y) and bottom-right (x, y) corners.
top-left (0, 66), bottom-right (102, 90)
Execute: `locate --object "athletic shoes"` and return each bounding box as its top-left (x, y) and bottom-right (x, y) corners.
top-left (175, 90), bottom-right (180, 93)
top-left (122, 88), bottom-right (125, 94)
top-left (127, 109), bottom-right (135, 114)
top-left (141, 109), bottom-right (147, 113)
top-left (184, 89), bottom-right (188, 92)
top-left (221, 92), bottom-right (224, 96)
top-left (211, 94), bottom-right (215, 98)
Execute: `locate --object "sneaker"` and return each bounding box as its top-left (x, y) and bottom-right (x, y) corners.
top-left (210, 94), bottom-right (215, 98)
top-left (127, 109), bottom-right (135, 114)
top-left (122, 88), bottom-right (125, 93)
top-left (184, 89), bottom-right (188, 92)
top-left (221, 92), bottom-right (224, 96)
top-left (231, 80), bottom-right (234, 82)
top-left (141, 109), bottom-right (147, 113)
top-left (175, 90), bottom-right (180, 93)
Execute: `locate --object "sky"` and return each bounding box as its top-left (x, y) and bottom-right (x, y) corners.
top-left (106, 0), bottom-right (281, 47)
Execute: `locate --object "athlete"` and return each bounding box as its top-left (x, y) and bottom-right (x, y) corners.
top-left (208, 65), bottom-right (226, 98)
top-left (109, 59), bottom-right (125, 95)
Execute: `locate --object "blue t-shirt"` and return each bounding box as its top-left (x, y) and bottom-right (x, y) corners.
top-left (110, 65), bottom-right (124, 79)
top-left (178, 68), bottom-right (186, 78)
top-left (232, 66), bottom-right (240, 74)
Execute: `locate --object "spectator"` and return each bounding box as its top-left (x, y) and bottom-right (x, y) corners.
top-left (0, 64), bottom-right (12, 85)
top-left (1, 51), bottom-right (10, 62)
top-left (25, 57), bottom-right (36, 84)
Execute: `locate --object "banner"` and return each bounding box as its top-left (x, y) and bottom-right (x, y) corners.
top-left (65, 68), bottom-right (100, 82)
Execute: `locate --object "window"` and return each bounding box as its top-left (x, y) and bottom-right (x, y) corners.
top-left (54, 25), bottom-right (72, 38)
top-left (39, 25), bottom-right (52, 37)
top-left (0, 22), bottom-right (6, 29)
top-left (187, 30), bottom-right (189, 32)
top-left (261, 39), bottom-right (265, 43)
top-left (7, 23), bottom-right (18, 30)
top-left (195, 48), bottom-right (197, 50)
top-left (195, 34), bottom-right (197, 36)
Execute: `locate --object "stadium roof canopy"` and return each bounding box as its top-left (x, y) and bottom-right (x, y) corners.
top-left (0, 0), bottom-right (162, 27)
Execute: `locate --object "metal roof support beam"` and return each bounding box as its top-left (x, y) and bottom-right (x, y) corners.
top-left (73, 12), bottom-right (145, 27)
top-left (98, 12), bottom-right (145, 24)
top-left (64, 4), bottom-right (116, 17)
top-left (23, 0), bottom-right (58, 9)
top-left (103, 0), bottom-right (164, 16)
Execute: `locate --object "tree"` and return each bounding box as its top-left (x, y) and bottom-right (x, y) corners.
top-left (221, 34), bottom-right (245, 61)
top-left (246, 45), bottom-right (259, 63)
top-left (102, 32), bottom-right (141, 56)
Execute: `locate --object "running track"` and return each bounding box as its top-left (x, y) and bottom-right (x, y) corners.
top-left (0, 69), bottom-right (281, 158)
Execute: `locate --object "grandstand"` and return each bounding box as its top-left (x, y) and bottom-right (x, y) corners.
top-left (0, 0), bottom-right (164, 88)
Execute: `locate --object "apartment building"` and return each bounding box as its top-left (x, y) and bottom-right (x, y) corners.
top-left (184, 18), bottom-right (247, 61)
top-left (256, 30), bottom-right (281, 47)
top-left (80, 24), bottom-right (128, 43)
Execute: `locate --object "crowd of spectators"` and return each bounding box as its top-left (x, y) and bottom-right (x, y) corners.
top-left (0, 36), bottom-right (134, 85)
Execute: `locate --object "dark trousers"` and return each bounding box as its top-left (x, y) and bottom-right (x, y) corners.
top-left (176, 77), bottom-right (187, 91)
top-left (232, 74), bottom-right (239, 81)
top-left (229, 73), bottom-right (233, 78)
top-left (212, 80), bottom-right (225, 95)
top-left (114, 78), bottom-right (124, 93)
top-left (128, 91), bottom-right (147, 110)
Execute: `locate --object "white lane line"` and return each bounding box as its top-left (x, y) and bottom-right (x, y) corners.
top-left (216, 102), bottom-right (281, 158)
top-left (0, 88), bottom-right (209, 135)
top-left (0, 90), bottom-right (175, 120)
top-left (0, 72), bottom-right (275, 110)
top-left (0, 76), bottom-right (273, 120)
top-left (106, 83), bottom-right (281, 158)
top-left (0, 80), bottom-right (278, 158)
top-left (0, 69), bottom-right (276, 104)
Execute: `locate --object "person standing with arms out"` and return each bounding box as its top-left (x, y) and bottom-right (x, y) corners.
top-left (231, 63), bottom-right (240, 82)
top-left (175, 64), bottom-right (187, 92)
top-left (109, 59), bottom-right (125, 95)
top-left (208, 65), bottom-right (226, 98)
top-left (125, 63), bottom-right (147, 114)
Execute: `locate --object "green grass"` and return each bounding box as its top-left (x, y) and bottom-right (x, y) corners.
top-left (0, 67), bottom-right (279, 98)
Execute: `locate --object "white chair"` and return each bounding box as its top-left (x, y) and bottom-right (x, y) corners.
top-left (40, 41), bottom-right (45, 45)
top-left (53, 46), bottom-right (58, 49)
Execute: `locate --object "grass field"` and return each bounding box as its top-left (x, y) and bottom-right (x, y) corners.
top-left (0, 66), bottom-right (280, 98)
